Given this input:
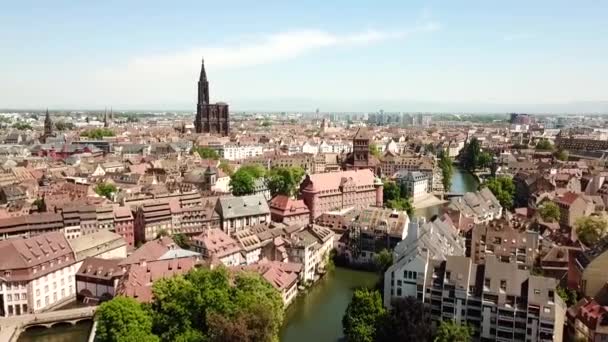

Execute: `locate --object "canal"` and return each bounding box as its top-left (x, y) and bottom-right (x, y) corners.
top-left (415, 167), bottom-right (479, 219)
top-left (29, 167), bottom-right (478, 342)
top-left (280, 267), bottom-right (379, 342)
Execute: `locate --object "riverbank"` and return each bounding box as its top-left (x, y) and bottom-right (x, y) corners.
top-left (413, 194), bottom-right (447, 209)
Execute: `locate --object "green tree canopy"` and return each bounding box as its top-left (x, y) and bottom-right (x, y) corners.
top-left (373, 249), bottom-right (393, 273)
top-left (342, 288), bottom-right (386, 342)
top-left (238, 164), bottom-right (266, 178)
top-left (482, 176), bottom-right (515, 209)
top-left (12, 122), bottom-right (32, 130)
top-left (55, 121), bottom-right (75, 131)
top-left (96, 296), bottom-right (159, 342)
top-left (538, 201), bottom-right (561, 222)
top-left (433, 320), bottom-right (472, 342)
top-left (461, 137), bottom-right (481, 171)
top-left (536, 139), bottom-right (554, 151)
top-left (266, 166), bottom-right (305, 197)
top-left (219, 160), bottom-right (234, 176)
top-left (150, 267), bottom-right (283, 342)
top-left (386, 197), bottom-right (414, 217)
top-left (369, 143), bottom-right (381, 158)
top-left (195, 146), bottom-right (220, 160)
top-left (95, 182), bottom-right (117, 200)
top-left (477, 151), bottom-right (493, 169)
top-left (556, 286), bottom-right (578, 306)
top-left (230, 169), bottom-right (256, 196)
top-left (376, 297), bottom-right (432, 342)
top-left (171, 233), bottom-right (188, 249)
top-left (576, 215), bottom-right (608, 246)
top-left (81, 128), bottom-right (115, 139)
top-left (439, 151), bottom-right (454, 192)
top-left (555, 149), bottom-right (569, 161)
top-left (383, 180), bottom-right (400, 203)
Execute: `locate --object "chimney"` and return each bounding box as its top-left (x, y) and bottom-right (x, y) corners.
top-left (139, 258), bottom-right (147, 267)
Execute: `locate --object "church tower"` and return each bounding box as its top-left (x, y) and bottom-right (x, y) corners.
top-left (194, 58), bottom-right (229, 136)
top-left (104, 108), bottom-right (109, 128)
top-left (352, 127), bottom-right (370, 168)
top-left (44, 108), bottom-right (53, 137)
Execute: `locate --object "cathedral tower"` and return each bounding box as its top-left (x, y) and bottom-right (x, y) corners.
top-left (194, 58), bottom-right (229, 136)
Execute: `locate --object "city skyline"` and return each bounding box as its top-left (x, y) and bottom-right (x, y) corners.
top-left (1, 1), bottom-right (607, 112)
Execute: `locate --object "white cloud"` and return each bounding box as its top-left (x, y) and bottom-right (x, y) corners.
top-left (94, 23), bottom-right (440, 82)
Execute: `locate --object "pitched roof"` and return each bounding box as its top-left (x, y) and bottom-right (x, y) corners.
top-left (217, 194), bottom-right (270, 219)
top-left (301, 169), bottom-right (375, 193)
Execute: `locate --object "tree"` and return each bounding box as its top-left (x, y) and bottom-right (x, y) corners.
top-left (261, 120), bottom-right (272, 127)
top-left (536, 139), bottom-right (554, 151)
top-left (482, 176), bottom-right (515, 209)
top-left (433, 320), bottom-right (472, 342)
top-left (556, 286), bottom-right (578, 306)
top-left (439, 151), bottom-right (453, 192)
top-left (55, 121), bottom-right (75, 131)
top-left (342, 288), bottom-right (386, 342)
top-left (172, 233), bottom-right (188, 249)
top-left (95, 182), bottom-right (117, 200)
top-left (12, 122), bottom-right (32, 130)
top-left (81, 128), bottom-right (115, 139)
top-left (96, 296), bottom-right (159, 342)
top-left (383, 181), bottom-right (400, 203)
top-left (386, 198), bottom-right (414, 217)
top-left (33, 198), bottom-right (46, 212)
top-left (266, 166), bottom-right (305, 197)
top-left (230, 169), bottom-right (256, 196)
top-left (238, 164), bottom-right (266, 178)
top-left (575, 215), bottom-right (608, 246)
top-left (376, 297), bottom-right (432, 342)
top-left (219, 160), bottom-right (234, 176)
top-left (425, 143), bottom-right (436, 155)
top-left (477, 151), bottom-right (493, 169)
top-left (373, 249), bottom-right (393, 273)
top-left (555, 149), bottom-right (569, 161)
top-left (538, 201), bottom-right (561, 222)
top-left (369, 143), bottom-right (381, 158)
top-left (195, 147), bottom-right (220, 160)
top-left (461, 138), bottom-right (481, 171)
top-left (150, 267), bottom-right (283, 342)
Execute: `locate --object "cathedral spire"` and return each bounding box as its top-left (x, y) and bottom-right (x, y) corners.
top-left (44, 108), bottom-right (53, 139)
top-left (104, 107), bottom-right (109, 128)
top-left (199, 58), bottom-right (207, 81)
top-left (197, 57), bottom-right (209, 106)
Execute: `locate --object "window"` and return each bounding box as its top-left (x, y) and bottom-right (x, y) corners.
top-left (500, 280), bottom-right (507, 291)
top-left (44, 285), bottom-right (48, 293)
top-left (21, 293), bottom-right (26, 300)
top-left (534, 289), bottom-right (541, 295)
top-left (36, 289), bottom-right (40, 296)
top-left (484, 278), bottom-right (491, 288)
top-left (7, 294), bottom-right (12, 302)
top-left (36, 300), bottom-right (41, 309)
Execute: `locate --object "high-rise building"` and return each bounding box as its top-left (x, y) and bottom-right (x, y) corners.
top-left (194, 59), bottom-right (229, 136)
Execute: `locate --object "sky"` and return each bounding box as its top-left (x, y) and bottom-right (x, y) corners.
top-left (1, 0), bottom-right (608, 113)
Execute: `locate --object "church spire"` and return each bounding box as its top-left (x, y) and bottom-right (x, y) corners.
top-left (199, 58), bottom-right (207, 82)
top-left (104, 107), bottom-right (109, 128)
top-left (197, 57), bottom-right (209, 106)
top-left (44, 108), bottom-right (53, 140)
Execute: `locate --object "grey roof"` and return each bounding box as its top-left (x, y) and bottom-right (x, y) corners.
top-left (448, 187), bottom-right (502, 219)
top-left (216, 194), bottom-right (270, 219)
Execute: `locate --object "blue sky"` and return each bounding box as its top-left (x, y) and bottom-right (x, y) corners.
top-left (1, 0), bottom-right (607, 112)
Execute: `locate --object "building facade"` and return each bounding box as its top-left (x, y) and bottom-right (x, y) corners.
top-left (194, 59), bottom-right (229, 136)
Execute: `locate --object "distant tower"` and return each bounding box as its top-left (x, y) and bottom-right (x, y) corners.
top-left (352, 127), bottom-right (370, 168)
top-left (194, 58), bottom-right (229, 136)
top-left (44, 108), bottom-right (53, 138)
top-left (109, 107), bottom-right (114, 121)
top-left (103, 108), bottom-right (109, 128)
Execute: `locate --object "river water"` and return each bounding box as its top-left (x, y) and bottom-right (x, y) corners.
top-left (28, 167), bottom-right (477, 342)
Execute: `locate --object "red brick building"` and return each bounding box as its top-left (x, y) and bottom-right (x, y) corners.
top-left (269, 195), bottom-right (310, 225)
top-left (113, 206), bottom-right (135, 247)
top-left (299, 169), bottom-right (383, 220)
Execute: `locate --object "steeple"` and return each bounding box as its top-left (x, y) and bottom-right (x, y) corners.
top-left (110, 107), bottom-right (114, 120)
top-left (104, 107), bottom-right (108, 128)
top-left (44, 108), bottom-right (53, 137)
top-left (198, 57), bottom-right (209, 105)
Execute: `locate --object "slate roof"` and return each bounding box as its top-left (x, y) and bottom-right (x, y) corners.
top-left (216, 194), bottom-right (270, 219)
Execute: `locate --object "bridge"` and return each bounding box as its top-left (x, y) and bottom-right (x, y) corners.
top-left (0, 306), bottom-right (96, 341)
top-left (444, 192), bottom-right (464, 199)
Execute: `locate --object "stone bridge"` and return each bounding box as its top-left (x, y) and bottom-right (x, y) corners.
top-left (0, 306), bottom-right (96, 341)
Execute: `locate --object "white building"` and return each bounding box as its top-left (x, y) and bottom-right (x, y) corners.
top-left (396, 170), bottom-right (429, 199)
top-left (383, 217), bottom-right (465, 308)
top-left (192, 229), bottom-right (243, 266)
top-left (221, 144), bottom-right (264, 161)
top-left (287, 225), bottom-right (334, 282)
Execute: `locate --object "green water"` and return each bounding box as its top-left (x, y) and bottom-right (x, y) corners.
top-left (415, 167), bottom-right (479, 219)
top-left (280, 267), bottom-right (379, 342)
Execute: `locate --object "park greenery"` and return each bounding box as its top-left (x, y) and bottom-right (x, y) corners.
top-left (95, 267), bottom-right (284, 342)
top-left (538, 201), bottom-right (561, 222)
top-left (372, 249), bottom-right (393, 274)
top-left (218, 159), bottom-right (234, 175)
top-left (439, 151), bottom-right (454, 192)
top-left (194, 146), bottom-right (220, 160)
top-left (266, 166), bottom-right (305, 197)
top-left (535, 138), bottom-right (554, 151)
top-left (229, 164), bottom-right (267, 196)
top-left (171, 233), bottom-right (188, 249)
top-left (342, 290), bottom-right (434, 342)
top-left (369, 143), bottom-right (382, 158)
top-left (460, 137), bottom-right (492, 171)
top-left (12, 122), bottom-right (32, 130)
top-left (55, 121), bottom-right (75, 131)
top-left (433, 320), bottom-right (472, 342)
top-left (94, 182), bottom-right (117, 200)
top-left (575, 215), bottom-right (608, 246)
top-left (383, 180), bottom-right (414, 216)
top-left (81, 128), bottom-right (115, 139)
top-left (482, 176), bottom-right (515, 209)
